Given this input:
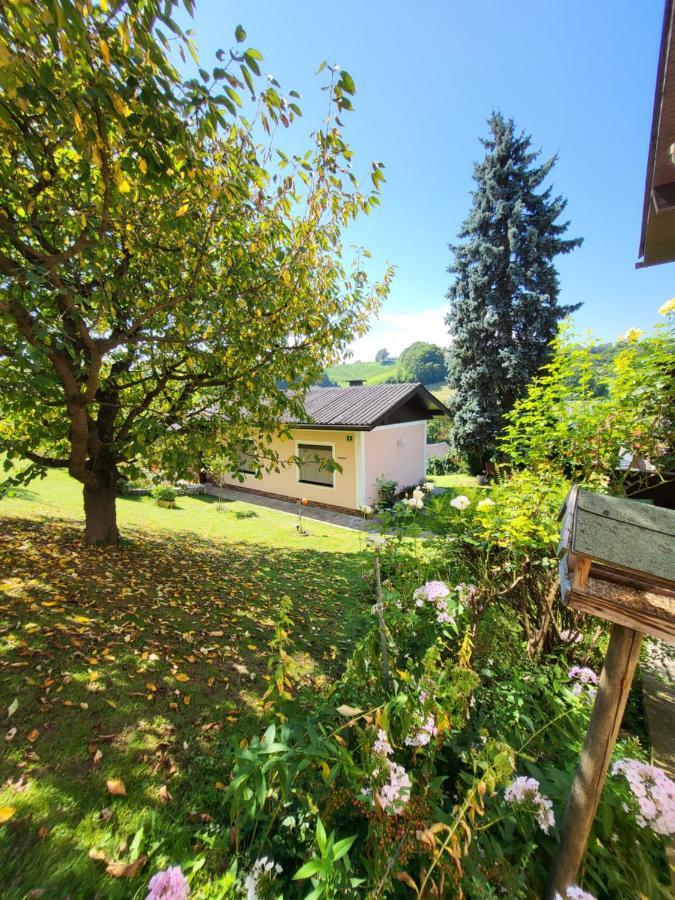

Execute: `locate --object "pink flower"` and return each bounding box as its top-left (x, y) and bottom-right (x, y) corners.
top-left (612, 758), bottom-right (675, 835)
top-left (146, 866), bottom-right (189, 900)
top-left (568, 666), bottom-right (598, 701)
top-left (376, 760), bottom-right (411, 814)
top-left (505, 776), bottom-right (555, 833)
top-left (405, 714), bottom-right (438, 748)
top-left (372, 729), bottom-right (393, 757)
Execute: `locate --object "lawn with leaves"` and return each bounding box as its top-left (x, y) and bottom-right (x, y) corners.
top-left (0, 472), bottom-right (371, 897)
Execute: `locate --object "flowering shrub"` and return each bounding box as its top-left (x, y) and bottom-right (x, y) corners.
top-left (568, 665), bottom-right (599, 700)
top-left (555, 887), bottom-right (597, 900)
top-left (611, 758), bottom-right (675, 835)
top-left (244, 857), bottom-right (282, 899)
top-left (146, 866), bottom-right (189, 900)
top-left (504, 775), bottom-right (555, 833)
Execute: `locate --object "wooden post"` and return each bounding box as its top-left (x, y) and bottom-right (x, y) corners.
top-left (373, 550), bottom-right (392, 692)
top-left (546, 623), bottom-right (643, 898)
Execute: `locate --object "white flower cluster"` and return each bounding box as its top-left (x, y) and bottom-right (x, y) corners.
top-left (450, 494), bottom-right (471, 510)
top-left (402, 486), bottom-right (426, 510)
top-left (568, 666), bottom-right (598, 701)
top-left (370, 728), bottom-right (412, 814)
top-left (405, 713), bottom-right (437, 748)
top-left (413, 580), bottom-right (455, 624)
top-left (360, 504), bottom-right (373, 517)
top-left (504, 776), bottom-right (555, 833)
top-left (377, 760), bottom-right (412, 815)
top-left (372, 728), bottom-right (393, 757)
top-left (612, 758), bottom-right (675, 835)
top-left (245, 857), bottom-right (282, 900)
top-left (554, 887), bottom-right (596, 900)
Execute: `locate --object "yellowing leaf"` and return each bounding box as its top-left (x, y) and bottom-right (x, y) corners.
top-left (175, 673), bottom-right (190, 682)
top-left (26, 728), bottom-right (39, 743)
top-left (99, 38), bottom-right (110, 66)
top-left (0, 807), bottom-right (16, 825)
top-left (111, 95), bottom-right (131, 117)
top-left (176, 203), bottom-right (189, 217)
top-left (139, 158), bottom-right (147, 174)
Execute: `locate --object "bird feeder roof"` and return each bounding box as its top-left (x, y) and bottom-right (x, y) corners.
top-left (558, 487), bottom-right (675, 643)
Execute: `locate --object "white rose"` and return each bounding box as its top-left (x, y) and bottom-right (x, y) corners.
top-left (450, 495), bottom-right (471, 510)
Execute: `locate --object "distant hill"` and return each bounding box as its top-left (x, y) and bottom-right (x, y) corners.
top-left (324, 360), bottom-right (400, 385)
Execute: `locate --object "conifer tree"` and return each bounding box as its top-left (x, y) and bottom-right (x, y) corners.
top-left (445, 112), bottom-right (582, 469)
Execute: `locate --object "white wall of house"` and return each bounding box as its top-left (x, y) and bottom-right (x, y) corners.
top-left (361, 420), bottom-right (427, 506)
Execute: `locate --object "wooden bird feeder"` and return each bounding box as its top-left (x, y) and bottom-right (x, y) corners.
top-left (547, 486), bottom-right (675, 898)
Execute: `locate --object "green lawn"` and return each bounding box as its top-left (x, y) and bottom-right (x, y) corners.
top-left (0, 471), bottom-right (371, 897)
top-left (428, 472), bottom-right (482, 491)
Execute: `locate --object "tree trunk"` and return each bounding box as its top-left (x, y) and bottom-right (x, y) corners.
top-left (83, 482), bottom-right (119, 546)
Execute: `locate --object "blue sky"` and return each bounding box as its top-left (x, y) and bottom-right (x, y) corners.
top-left (177, 0), bottom-right (673, 358)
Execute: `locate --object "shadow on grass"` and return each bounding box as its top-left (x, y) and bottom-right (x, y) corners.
top-left (0, 517), bottom-right (371, 897)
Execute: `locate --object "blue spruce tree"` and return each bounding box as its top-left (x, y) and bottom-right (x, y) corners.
top-left (446, 112), bottom-right (582, 470)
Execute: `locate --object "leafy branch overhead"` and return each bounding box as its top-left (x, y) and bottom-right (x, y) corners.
top-left (0, 0), bottom-right (392, 543)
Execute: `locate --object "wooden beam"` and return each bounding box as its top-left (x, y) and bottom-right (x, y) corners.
top-left (546, 624), bottom-right (643, 898)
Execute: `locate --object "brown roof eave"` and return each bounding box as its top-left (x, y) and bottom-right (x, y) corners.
top-left (638, 0), bottom-right (675, 266)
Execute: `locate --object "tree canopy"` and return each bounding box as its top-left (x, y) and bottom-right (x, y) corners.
top-left (0, 0), bottom-right (390, 544)
top-left (398, 341), bottom-right (446, 384)
top-left (445, 112), bottom-right (582, 470)
top-left (375, 347), bottom-right (391, 364)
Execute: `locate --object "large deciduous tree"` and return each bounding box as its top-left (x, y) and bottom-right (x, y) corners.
top-left (445, 112), bottom-right (582, 470)
top-left (398, 341), bottom-right (446, 385)
top-left (0, 0), bottom-right (390, 544)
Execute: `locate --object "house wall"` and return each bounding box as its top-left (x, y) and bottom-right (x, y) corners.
top-left (217, 428), bottom-right (359, 510)
top-left (362, 421), bottom-right (427, 505)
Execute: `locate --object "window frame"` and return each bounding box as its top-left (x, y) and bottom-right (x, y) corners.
top-left (295, 440), bottom-right (336, 490)
top-left (235, 439), bottom-right (257, 476)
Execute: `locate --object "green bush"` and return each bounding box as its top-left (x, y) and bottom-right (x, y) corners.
top-left (151, 484), bottom-right (177, 503)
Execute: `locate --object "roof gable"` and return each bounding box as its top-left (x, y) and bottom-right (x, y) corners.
top-left (284, 383), bottom-right (450, 430)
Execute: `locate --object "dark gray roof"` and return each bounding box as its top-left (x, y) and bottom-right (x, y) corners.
top-left (426, 441), bottom-right (451, 460)
top-left (285, 383), bottom-right (450, 430)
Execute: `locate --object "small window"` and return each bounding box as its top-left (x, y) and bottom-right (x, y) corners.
top-left (297, 443), bottom-right (334, 487)
top-left (236, 440), bottom-right (256, 475)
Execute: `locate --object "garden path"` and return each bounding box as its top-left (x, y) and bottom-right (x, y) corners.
top-left (203, 484), bottom-right (376, 532)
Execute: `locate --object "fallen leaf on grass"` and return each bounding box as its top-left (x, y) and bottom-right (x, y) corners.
top-left (175, 673), bottom-right (190, 682)
top-left (5, 728), bottom-right (17, 742)
top-left (106, 854), bottom-right (147, 878)
top-left (106, 779), bottom-right (126, 796)
top-left (89, 848), bottom-right (108, 862)
top-left (26, 729), bottom-right (39, 743)
top-left (187, 811), bottom-right (213, 823)
top-left (99, 808), bottom-right (113, 821)
top-left (38, 827), bottom-right (49, 839)
top-left (158, 785), bottom-right (171, 804)
top-left (336, 704), bottom-right (362, 717)
top-left (0, 806), bottom-right (16, 825)
top-left (7, 698), bottom-right (18, 717)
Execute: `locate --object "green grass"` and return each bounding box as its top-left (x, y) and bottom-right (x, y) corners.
top-left (324, 360), bottom-right (399, 385)
top-left (0, 471), bottom-right (371, 897)
top-left (428, 472), bottom-right (482, 491)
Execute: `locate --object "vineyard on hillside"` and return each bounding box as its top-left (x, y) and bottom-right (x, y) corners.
top-left (324, 360), bottom-right (399, 384)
